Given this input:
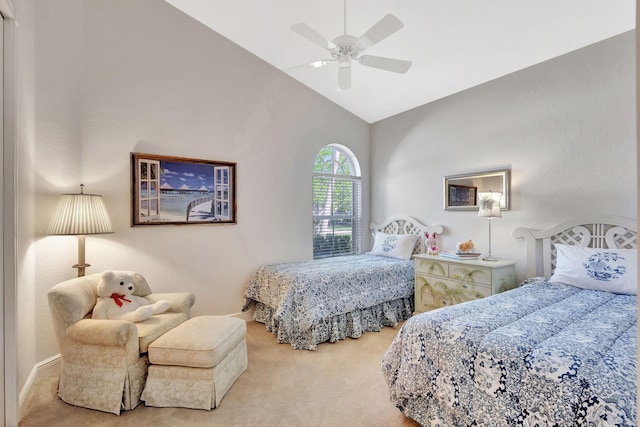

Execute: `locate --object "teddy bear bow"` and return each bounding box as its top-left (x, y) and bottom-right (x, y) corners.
top-left (110, 292), bottom-right (132, 307)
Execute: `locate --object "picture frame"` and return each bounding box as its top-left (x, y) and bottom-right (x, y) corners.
top-left (131, 152), bottom-right (236, 226)
top-left (443, 169), bottom-right (510, 211)
top-left (448, 184), bottom-right (477, 207)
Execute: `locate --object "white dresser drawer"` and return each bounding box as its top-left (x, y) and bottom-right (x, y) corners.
top-left (415, 274), bottom-right (491, 312)
top-left (413, 254), bottom-right (517, 314)
top-left (448, 264), bottom-right (492, 286)
top-left (415, 257), bottom-right (448, 277)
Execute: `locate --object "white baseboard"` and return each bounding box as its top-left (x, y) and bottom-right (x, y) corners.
top-left (228, 310), bottom-right (255, 322)
top-left (19, 354), bottom-right (61, 419)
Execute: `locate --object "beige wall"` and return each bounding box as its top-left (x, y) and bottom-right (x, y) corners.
top-left (16, 0), bottom-right (369, 392)
top-left (15, 0), bottom-right (637, 405)
top-left (371, 31), bottom-right (637, 282)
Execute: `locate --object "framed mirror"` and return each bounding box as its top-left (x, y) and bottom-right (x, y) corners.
top-left (444, 168), bottom-right (510, 211)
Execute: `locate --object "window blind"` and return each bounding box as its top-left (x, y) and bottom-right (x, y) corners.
top-left (312, 174), bottom-right (362, 258)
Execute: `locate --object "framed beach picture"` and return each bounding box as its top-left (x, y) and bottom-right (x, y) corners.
top-left (448, 184), bottom-right (476, 207)
top-left (131, 152), bottom-right (236, 226)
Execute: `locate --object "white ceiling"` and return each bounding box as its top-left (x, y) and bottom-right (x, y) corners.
top-left (164, 0), bottom-right (635, 123)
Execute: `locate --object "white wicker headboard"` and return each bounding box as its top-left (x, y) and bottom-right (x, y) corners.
top-left (370, 215), bottom-right (444, 255)
top-left (512, 216), bottom-right (638, 278)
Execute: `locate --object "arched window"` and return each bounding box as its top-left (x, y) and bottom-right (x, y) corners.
top-left (312, 144), bottom-right (362, 258)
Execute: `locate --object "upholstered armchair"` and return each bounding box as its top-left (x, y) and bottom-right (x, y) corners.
top-left (47, 272), bottom-right (196, 415)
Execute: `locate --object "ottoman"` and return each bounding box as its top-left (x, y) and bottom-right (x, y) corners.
top-left (141, 315), bottom-right (247, 410)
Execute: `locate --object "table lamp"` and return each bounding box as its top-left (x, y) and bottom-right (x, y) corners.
top-left (477, 191), bottom-right (502, 261)
top-left (47, 184), bottom-right (114, 276)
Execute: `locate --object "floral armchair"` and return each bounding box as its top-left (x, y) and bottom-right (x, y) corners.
top-left (47, 272), bottom-right (196, 414)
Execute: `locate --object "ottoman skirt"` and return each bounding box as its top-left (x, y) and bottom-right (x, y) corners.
top-left (142, 316), bottom-right (248, 410)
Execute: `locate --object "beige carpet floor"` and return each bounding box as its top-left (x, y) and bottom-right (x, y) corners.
top-left (19, 320), bottom-right (420, 427)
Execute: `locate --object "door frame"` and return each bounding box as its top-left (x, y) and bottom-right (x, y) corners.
top-left (1, 0), bottom-right (17, 425)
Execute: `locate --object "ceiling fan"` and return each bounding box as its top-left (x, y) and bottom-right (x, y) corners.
top-left (290, 0), bottom-right (412, 91)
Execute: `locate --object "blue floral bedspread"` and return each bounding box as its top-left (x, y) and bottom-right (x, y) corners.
top-left (243, 254), bottom-right (414, 350)
top-left (381, 278), bottom-right (637, 426)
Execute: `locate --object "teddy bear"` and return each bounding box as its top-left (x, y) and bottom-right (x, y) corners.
top-left (456, 240), bottom-right (475, 253)
top-left (92, 270), bottom-right (170, 323)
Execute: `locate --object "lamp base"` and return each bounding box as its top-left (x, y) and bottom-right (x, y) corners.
top-left (72, 263), bottom-right (91, 277)
top-left (482, 217), bottom-right (500, 262)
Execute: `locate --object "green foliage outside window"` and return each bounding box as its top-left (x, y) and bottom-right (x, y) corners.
top-left (313, 234), bottom-right (353, 257)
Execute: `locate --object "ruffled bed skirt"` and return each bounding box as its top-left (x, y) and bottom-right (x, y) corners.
top-left (248, 297), bottom-right (413, 350)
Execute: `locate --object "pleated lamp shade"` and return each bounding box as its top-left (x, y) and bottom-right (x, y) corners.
top-left (48, 185), bottom-right (113, 276)
top-left (477, 191), bottom-right (503, 218)
top-left (47, 186), bottom-right (114, 235)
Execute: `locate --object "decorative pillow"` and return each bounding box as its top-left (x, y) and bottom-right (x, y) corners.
top-left (369, 232), bottom-right (418, 260)
top-left (549, 244), bottom-right (638, 295)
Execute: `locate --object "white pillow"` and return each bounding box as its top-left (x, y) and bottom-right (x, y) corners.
top-left (549, 244), bottom-right (638, 295)
top-left (369, 232), bottom-right (418, 260)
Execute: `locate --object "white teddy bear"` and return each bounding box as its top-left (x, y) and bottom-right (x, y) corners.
top-left (92, 270), bottom-right (170, 323)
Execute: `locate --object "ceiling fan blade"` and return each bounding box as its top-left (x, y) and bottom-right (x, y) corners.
top-left (337, 66), bottom-right (351, 91)
top-left (286, 59), bottom-right (334, 71)
top-left (359, 55), bottom-right (412, 74)
top-left (355, 14), bottom-right (404, 51)
top-left (290, 23), bottom-right (336, 51)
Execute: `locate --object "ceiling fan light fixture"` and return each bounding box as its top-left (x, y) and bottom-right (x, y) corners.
top-left (339, 55), bottom-right (351, 68)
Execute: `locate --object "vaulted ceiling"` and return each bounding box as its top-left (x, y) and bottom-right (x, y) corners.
top-left (164, 0), bottom-right (635, 123)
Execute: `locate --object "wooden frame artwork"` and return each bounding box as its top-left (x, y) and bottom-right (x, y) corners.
top-left (131, 152), bottom-right (236, 226)
top-left (448, 184), bottom-right (477, 207)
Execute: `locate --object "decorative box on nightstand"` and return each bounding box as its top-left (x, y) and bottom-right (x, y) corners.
top-left (413, 254), bottom-right (517, 314)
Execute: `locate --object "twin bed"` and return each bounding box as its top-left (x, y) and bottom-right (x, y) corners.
top-left (243, 215), bottom-right (637, 425)
top-left (242, 215), bottom-right (442, 350)
top-left (382, 216), bottom-right (637, 426)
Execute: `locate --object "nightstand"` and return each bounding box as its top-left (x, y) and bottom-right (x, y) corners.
top-left (413, 254), bottom-right (517, 314)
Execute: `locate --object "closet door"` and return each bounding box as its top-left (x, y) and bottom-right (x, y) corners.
top-left (0, 1), bottom-right (18, 424)
top-left (0, 12), bottom-right (5, 426)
